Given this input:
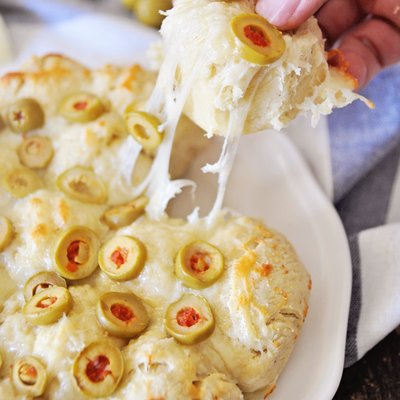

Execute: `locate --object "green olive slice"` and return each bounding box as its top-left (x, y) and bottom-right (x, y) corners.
top-left (59, 92), bottom-right (104, 123)
top-left (51, 226), bottom-right (100, 280)
top-left (72, 340), bottom-right (124, 398)
top-left (17, 136), bottom-right (53, 169)
top-left (0, 215), bottom-right (13, 252)
top-left (7, 98), bottom-right (45, 133)
top-left (22, 286), bottom-right (73, 326)
top-left (23, 271), bottom-right (67, 301)
top-left (98, 236), bottom-right (147, 281)
top-left (96, 292), bottom-right (149, 338)
top-left (164, 294), bottom-right (215, 345)
top-left (11, 356), bottom-right (47, 396)
top-left (229, 14), bottom-right (286, 65)
top-left (124, 111), bottom-right (163, 150)
top-left (3, 167), bottom-right (43, 198)
top-left (103, 195), bottom-right (148, 230)
top-left (175, 241), bottom-right (224, 289)
top-left (56, 167), bottom-right (107, 204)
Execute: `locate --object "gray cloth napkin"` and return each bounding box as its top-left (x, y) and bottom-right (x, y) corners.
top-left (2, 0), bottom-right (400, 372)
top-left (329, 63), bottom-right (400, 367)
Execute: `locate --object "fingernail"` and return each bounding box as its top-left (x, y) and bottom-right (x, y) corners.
top-left (255, 0), bottom-right (301, 27)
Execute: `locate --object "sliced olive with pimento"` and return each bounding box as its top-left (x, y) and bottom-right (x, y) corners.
top-left (59, 92), bottom-right (104, 123)
top-left (0, 215), bottom-right (13, 252)
top-left (164, 294), bottom-right (215, 345)
top-left (56, 167), bottom-right (107, 204)
top-left (11, 355), bottom-right (47, 397)
top-left (22, 286), bottom-right (73, 326)
top-left (3, 167), bottom-right (43, 198)
top-left (124, 111), bottom-right (163, 150)
top-left (98, 236), bottom-right (147, 281)
top-left (228, 13), bottom-right (286, 65)
top-left (7, 98), bottom-right (45, 133)
top-left (23, 271), bottom-right (67, 301)
top-left (17, 136), bottom-right (54, 169)
top-left (103, 195), bottom-right (148, 230)
top-left (96, 292), bottom-right (148, 339)
top-left (51, 225), bottom-right (100, 280)
top-left (175, 241), bottom-right (224, 289)
top-left (72, 340), bottom-right (124, 398)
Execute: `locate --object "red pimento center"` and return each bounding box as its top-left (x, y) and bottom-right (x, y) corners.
top-left (86, 355), bottom-right (112, 383)
top-left (73, 101), bottom-right (88, 111)
top-left (36, 296), bottom-right (57, 309)
top-left (19, 364), bottom-right (38, 385)
top-left (190, 252), bottom-right (211, 274)
top-left (177, 307), bottom-right (200, 327)
top-left (12, 111), bottom-right (26, 125)
top-left (26, 140), bottom-right (41, 155)
top-left (243, 25), bottom-right (270, 48)
top-left (110, 247), bottom-right (129, 269)
top-left (66, 240), bottom-right (87, 272)
top-left (111, 303), bottom-right (135, 324)
top-left (33, 283), bottom-right (51, 296)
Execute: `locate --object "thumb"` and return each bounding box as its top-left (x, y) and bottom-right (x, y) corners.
top-left (255, 0), bottom-right (328, 30)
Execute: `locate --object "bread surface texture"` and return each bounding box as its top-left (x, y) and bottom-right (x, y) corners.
top-left (0, 214), bottom-right (310, 399)
top-left (0, 54), bottom-right (208, 186)
top-left (158, 0), bottom-right (371, 135)
top-left (0, 55), bottom-right (310, 399)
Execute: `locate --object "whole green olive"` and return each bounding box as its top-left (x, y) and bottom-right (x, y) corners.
top-left (133, 0), bottom-right (172, 27)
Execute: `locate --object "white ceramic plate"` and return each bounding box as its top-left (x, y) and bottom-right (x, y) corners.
top-left (2, 13), bottom-right (351, 400)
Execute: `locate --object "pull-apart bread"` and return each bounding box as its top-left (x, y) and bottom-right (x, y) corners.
top-left (8, 0), bottom-right (384, 394)
top-left (0, 53), bottom-right (311, 400)
top-left (158, 0), bottom-right (372, 136)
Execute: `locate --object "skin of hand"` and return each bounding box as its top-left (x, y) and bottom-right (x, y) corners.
top-left (255, 0), bottom-right (400, 91)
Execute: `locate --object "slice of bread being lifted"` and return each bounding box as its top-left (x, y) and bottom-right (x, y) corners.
top-left (157, 0), bottom-right (373, 136)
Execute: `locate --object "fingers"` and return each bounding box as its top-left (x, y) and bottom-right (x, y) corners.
top-left (316, 0), bottom-right (400, 90)
top-left (337, 17), bottom-right (400, 90)
top-left (315, 0), bottom-right (366, 47)
top-left (255, 0), bottom-right (328, 30)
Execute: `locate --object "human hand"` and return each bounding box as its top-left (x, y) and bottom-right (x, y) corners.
top-left (256, 0), bottom-right (400, 90)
